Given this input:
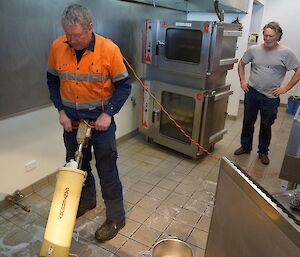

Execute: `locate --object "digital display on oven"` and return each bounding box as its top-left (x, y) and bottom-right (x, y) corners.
top-left (165, 28), bottom-right (202, 64)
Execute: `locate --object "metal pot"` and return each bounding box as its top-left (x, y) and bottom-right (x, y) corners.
top-left (151, 238), bottom-right (193, 257)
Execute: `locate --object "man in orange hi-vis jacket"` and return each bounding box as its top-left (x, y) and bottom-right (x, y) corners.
top-left (47, 4), bottom-right (131, 242)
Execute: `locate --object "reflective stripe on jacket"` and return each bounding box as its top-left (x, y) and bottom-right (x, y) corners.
top-left (47, 34), bottom-right (129, 110)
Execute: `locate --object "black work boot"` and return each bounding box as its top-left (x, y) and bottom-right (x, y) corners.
top-left (95, 219), bottom-right (125, 242)
top-left (259, 153), bottom-right (270, 165)
top-left (76, 201), bottom-right (96, 218)
top-left (234, 147), bottom-right (250, 155)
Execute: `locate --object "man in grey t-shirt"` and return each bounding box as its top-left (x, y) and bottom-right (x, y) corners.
top-left (234, 21), bottom-right (300, 165)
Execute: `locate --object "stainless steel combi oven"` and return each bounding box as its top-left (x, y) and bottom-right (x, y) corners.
top-left (140, 19), bottom-right (242, 158)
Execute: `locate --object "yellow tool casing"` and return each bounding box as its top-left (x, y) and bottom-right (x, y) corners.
top-left (39, 167), bottom-right (86, 257)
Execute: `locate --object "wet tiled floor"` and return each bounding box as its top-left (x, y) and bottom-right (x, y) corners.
top-left (0, 105), bottom-right (294, 257)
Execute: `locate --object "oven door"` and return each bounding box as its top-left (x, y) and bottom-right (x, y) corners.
top-left (151, 80), bottom-right (205, 158)
top-left (208, 23), bottom-right (242, 72)
top-left (155, 20), bottom-right (211, 78)
top-left (200, 85), bottom-right (233, 149)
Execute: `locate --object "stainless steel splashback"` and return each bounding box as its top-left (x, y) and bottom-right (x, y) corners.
top-left (0, 0), bottom-right (185, 119)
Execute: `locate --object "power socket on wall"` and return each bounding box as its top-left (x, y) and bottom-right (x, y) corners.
top-left (25, 160), bottom-right (37, 172)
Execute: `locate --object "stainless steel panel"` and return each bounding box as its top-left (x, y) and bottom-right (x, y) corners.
top-left (220, 36), bottom-right (239, 59)
top-left (280, 154), bottom-right (300, 184)
top-left (279, 108), bottom-right (300, 184)
top-left (120, 0), bottom-right (188, 11)
top-left (205, 157), bottom-right (300, 257)
top-left (151, 81), bottom-right (205, 158)
top-left (205, 67), bottom-right (228, 90)
top-left (122, 0), bottom-right (249, 13)
top-left (208, 22), bottom-right (223, 72)
top-left (220, 0), bottom-right (249, 13)
top-left (0, 0), bottom-right (185, 119)
top-left (145, 68), bottom-right (207, 90)
top-left (0, 0), bottom-right (64, 119)
top-left (209, 23), bottom-right (241, 72)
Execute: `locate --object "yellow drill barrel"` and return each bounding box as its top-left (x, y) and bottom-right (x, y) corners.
top-left (40, 120), bottom-right (91, 257)
top-left (39, 167), bottom-right (86, 257)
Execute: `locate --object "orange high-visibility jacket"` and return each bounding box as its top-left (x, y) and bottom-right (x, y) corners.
top-left (47, 33), bottom-right (129, 110)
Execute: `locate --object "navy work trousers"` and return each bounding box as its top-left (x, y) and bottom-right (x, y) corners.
top-left (241, 87), bottom-right (280, 154)
top-left (63, 119), bottom-right (125, 222)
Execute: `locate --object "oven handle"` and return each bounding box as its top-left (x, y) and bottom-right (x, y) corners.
top-left (209, 129), bottom-right (228, 144)
top-left (214, 90), bottom-right (233, 101)
top-left (219, 58), bottom-right (238, 66)
top-left (152, 108), bottom-right (160, 123)
top-left (155, 41), bottom-right (165, 55)
top-left (223, 30), bottom-right (242, 37)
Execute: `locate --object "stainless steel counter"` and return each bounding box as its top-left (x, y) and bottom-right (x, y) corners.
top-left (205, 157), bottom-right (300, 257)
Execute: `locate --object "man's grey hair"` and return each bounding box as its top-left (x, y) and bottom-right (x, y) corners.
top-left (61, 4), bottom-right (93, 30)
top-left (263, 21), bottom-right (283, 42)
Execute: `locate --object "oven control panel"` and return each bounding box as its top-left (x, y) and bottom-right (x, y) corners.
top-left (141, 80), bottom-right (151, 129)
top-left (144, 19), bottom-right (153, 64)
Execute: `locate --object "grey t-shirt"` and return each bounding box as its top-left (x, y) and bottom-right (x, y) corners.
top-left (242, 44), bottom-right (300, 98)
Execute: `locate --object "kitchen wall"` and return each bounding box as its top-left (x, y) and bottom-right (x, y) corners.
top-left (238, 0), bottom-right (264, 102)
top-left (0, 0), bottom-right (185, 201)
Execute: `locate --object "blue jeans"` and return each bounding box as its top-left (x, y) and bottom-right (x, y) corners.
top-left (63, 119), bottom-right (125, 222)
top-left (241, 87), bottom-right (280, 154)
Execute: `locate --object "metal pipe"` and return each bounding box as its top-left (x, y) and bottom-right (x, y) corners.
top-left (5, 192), bottom-right (30, 212)
top-left (214, 0), bottom-right (224, 22)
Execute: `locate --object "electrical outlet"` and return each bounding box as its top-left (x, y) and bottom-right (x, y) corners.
top-left (25, 160), bottom-right (37, 172)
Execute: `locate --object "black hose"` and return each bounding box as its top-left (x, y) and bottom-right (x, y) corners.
top-left (214, 0), bottom-right (224, 22)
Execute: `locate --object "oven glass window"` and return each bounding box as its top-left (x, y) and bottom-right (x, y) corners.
top-left (160, 91), bottom-right (195, 144)
top-left (165, 28), bottom-right (202, 63)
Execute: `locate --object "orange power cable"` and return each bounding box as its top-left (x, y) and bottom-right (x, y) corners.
top-left (82, 119), bottom-right (95, 128)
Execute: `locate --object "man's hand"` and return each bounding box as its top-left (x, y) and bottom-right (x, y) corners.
top-left (273, 67), bottom-right (300, 96)
top-left (95, 112), bottom-right (112, 131)
top-left (272, 86), bottom-right (287, 96)
top-left (59, 110), bottom-right (72, 132)
top-left (238, 60), bottom-right (249, 93)
top-left (241, 81), bottom-right (249, 92)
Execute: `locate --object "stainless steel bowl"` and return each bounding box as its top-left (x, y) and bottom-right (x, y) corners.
top-left (152, 238), bottom-right (193, 257)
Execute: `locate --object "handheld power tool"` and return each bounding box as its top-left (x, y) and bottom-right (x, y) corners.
top-left (40, 120), bottom-right (93, 257)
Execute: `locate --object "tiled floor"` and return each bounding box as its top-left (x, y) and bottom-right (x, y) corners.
top-left (0, 105), bottom-right (294, 257)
